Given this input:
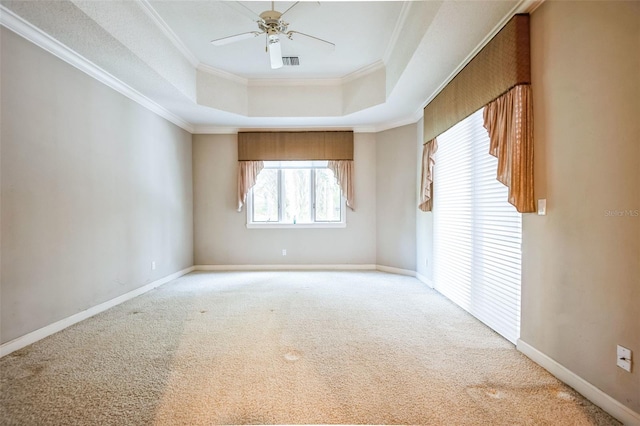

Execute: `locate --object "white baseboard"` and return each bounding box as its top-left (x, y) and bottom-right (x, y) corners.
top-left (0, 266), bottom-right (195, 358)
top-left (194, 264), bottom-right (421, 276)
top-left (194, 264), bottom-right (377, 271)
top-left (517, 339), bottom-right (640, 425)
top-left (416, 272), bottom-right (434, 288)
top-left (375, 265), bottom-right (416, 277)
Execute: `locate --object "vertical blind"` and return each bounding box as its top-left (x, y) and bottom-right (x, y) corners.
top-left (433, 109), bottom-right (522, 344)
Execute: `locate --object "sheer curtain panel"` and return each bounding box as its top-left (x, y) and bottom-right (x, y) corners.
top-left (237, 161), bottom-right (264, 212)
top-left (328, 160), bottom-right (355, 210)
top-left (419, 139), bottom-right (438, 212)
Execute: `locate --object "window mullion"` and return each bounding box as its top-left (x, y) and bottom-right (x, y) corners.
top-left (278, 169), bottom-right (283, 223)
top-left (311, 169), bottom-right (316, 223)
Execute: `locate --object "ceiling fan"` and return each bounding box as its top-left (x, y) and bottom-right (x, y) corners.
top-left (210, 1), bottom-right (335, 69)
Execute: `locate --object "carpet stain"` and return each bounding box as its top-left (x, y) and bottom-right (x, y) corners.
top-left (283, 349), bottom-right (302, 362)
top-left (27, 364), bottom-right (45, 376)
top-left (200, 310), bottom-right (207, 314)
top-left (556, 390), bottom-right (575, 401)
top-left (485, 388), bottom-right (507, 399)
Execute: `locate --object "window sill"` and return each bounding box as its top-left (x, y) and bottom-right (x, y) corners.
top-left (246, 222), bottom-right (346, 229)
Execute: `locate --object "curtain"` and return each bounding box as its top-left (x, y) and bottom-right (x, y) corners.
top-left (237, 161), bottom-right (264, 212)
top-left (483, 84), bottom-right (535, 213)
top-left (419, 139), bottom-right (438, 212)
top-left (328, 160), bottom-right (355, 211)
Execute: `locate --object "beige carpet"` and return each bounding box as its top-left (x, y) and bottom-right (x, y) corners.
top-left (0, 271), bottom-right (619, 425)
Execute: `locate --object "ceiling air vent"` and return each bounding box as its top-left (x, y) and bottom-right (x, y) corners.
top-left (282, 56), bottom-right (300, 66)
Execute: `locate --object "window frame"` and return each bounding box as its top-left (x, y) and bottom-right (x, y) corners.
top-left (246, 161), bottom-right (346, 229)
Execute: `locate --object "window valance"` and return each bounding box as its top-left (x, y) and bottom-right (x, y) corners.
top-left (238, 131), bottom-right (353, 161)
top-left (423, 14), bottom-right (530, 144)
top-left (237, 131), bottom-right (355, 212)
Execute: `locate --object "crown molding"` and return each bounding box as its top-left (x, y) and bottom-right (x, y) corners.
top-left (197, 63), bottom-right (249, 85)
top-left (193, 124), bottom-right (364, 134)
top-left (341, 60), bottom-right (385, 84)
top-left (382, 1), bottom-right (413, 65)
top-left (137, 0), bottom-right (200, 68)
top-left (248, 77), bottom-right (343, 87)
top-left (197, 59), bottom-right (384, 88)
top-left (370, 108), bottom-right (423, 133)
top-left (420, 0), bottom-right (539, 111)
top-left (193, 126), bottom-right (239, 135)
top-left (0, 5), bottom-right (194, 133)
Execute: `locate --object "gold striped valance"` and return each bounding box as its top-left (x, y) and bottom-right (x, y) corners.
top-left (423, 14), bottom-right (531, 143)
top-left (238, 131), bottom-right (354, 161)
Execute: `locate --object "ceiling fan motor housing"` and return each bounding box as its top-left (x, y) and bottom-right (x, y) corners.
top-left (259, 10), bottom-right (288, 35)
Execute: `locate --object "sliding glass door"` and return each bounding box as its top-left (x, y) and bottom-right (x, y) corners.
top-left (433, 109), bottom-right (522, 344)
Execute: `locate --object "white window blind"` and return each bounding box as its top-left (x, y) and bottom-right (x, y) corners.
top-left (433, 109), bottom-right (522, 344)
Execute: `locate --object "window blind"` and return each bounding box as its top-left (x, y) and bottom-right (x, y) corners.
top-left (433, 109), bottom-right (522, 344)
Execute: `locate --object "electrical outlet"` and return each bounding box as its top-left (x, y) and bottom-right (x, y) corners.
top-left (617, 345), bottom-right (632, 372)
top-left (151, 261), bottom-right (156, 270)
top-left (282, 249), bottom-right (287, 256)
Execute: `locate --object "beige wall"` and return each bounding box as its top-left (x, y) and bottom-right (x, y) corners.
top-left (522, 0), bottom-right (640, 414)
top-left (0, 29), bottom-right (194, 343)
top-left (414, 118), bottom-right (434, 283)
top-left (375, 123), bottom-right (418, 271)
top-left (193, 133), bottom-right (377, 266)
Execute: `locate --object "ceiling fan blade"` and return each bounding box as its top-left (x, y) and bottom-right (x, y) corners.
top-left (286, 31), bottom-right (335, 51)
top-left (269, 38), bottom-right (284, 69)
top-left (222, 1), bottom-right (264, 23)
top-left (211, 31), bottom-right (263, 46)
top-left (280, 1), bottom-right (320, 20)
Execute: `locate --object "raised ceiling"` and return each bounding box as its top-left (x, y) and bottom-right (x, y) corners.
top-left (0, 0), bottom-right (538, 133)
top-left (150, 1), bottom-right (404, 79)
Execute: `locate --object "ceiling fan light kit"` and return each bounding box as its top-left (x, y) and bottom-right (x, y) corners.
top-left (210, 1), bottom-right (334, 70)
top-left (269, 38), bottom-right (284, 69)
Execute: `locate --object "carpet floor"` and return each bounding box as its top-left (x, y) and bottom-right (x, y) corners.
top-left (0, 271), bottom-right (620, 425)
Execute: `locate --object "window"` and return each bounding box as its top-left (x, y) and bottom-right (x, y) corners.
top-left (433, 109), bottom-right (522, 344)
top-left (247, 161), bottom-right (345, 228)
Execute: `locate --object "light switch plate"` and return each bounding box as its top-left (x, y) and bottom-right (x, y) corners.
top-left (537, 199), bottom-right (547, 215)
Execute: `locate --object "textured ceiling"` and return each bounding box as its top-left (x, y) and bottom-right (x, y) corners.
top-left (149, 1), bottom-right (404, 79)
top-left (0, 0), bottom-right (536, 132)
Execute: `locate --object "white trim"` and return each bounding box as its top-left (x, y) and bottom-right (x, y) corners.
top-left (526, 0), bottom-right (546, 14)
top-left (419, 0), bottom-right (540, 112)
top-left (342, 60), bottom-right (385, 84)
top-left (193, 125), bottom-right (368, 135)
top-left (197, 63), bottom-right (249, 85)
top-left (193, 106), bottom-right (415, 137)
top-left (517, 339), bottom-right (640, 425)
top-left (0, 5), bottom-right (194, 133)
top-left (249, 77), bottom-right (343, 87)
top-left (416, 272), bottom-right (434, 288)
top-left (0, 266), bottom-right (195, 358)
top-left (382, 1), bottom-right (413, 64)
top-left (195, 264), bottom-right (377, 272)
top-left (192, 126), bottom-right (239, 135)
top-left (137, 0), bottom-right (200, 67)
top-left (247, 222), bottom-right (346, 229)
top-left (376, 265), bottom-right (416, 277)
top-left (371, 108), bottom-right (423, 133)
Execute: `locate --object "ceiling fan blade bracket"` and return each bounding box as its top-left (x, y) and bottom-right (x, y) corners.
top-left (286, 30), bottom-right (335, 50)
top-left (210, 31), bottom-right (263, 46)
